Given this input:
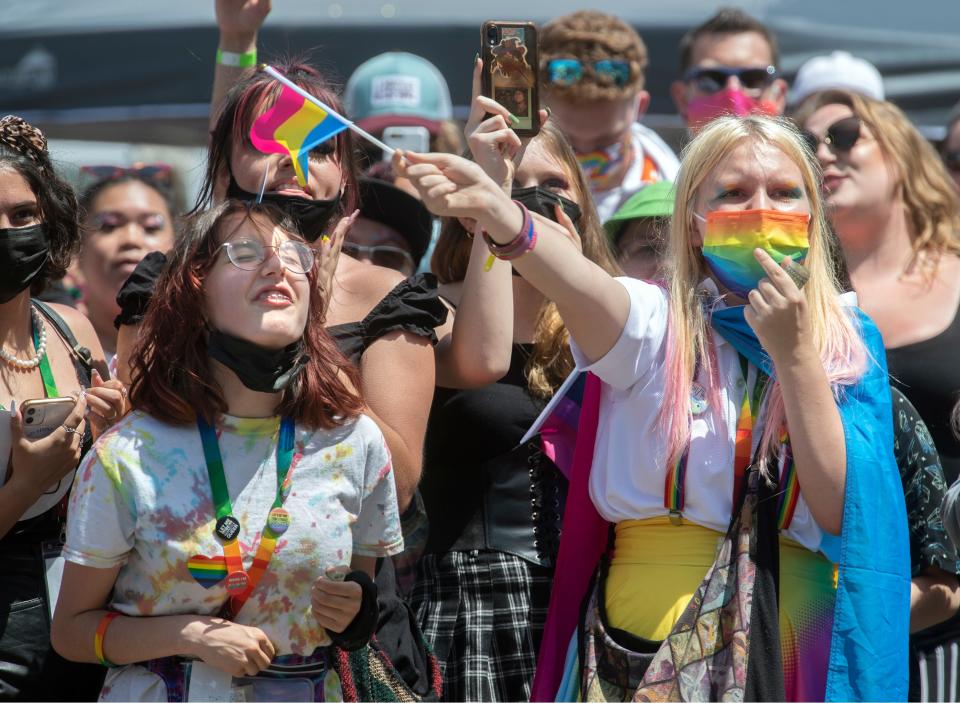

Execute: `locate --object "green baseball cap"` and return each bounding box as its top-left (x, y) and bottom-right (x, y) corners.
top-left (345, 52), bottom-right (453, 135)
top-left (604, 180), bottom-right (675, 242)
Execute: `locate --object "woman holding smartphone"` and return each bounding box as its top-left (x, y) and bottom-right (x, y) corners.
top-left (0, 115), bottom-right (125, 700)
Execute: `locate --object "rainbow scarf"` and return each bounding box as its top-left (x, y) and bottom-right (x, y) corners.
top-left (250, 84), bottom-right (350, 186)
top-left (701, 209), bottom-right (809, 297)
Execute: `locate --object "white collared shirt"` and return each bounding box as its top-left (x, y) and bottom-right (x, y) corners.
top-left (571, 277), bottom-right (824, 552)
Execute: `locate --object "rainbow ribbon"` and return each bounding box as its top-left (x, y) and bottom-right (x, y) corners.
top-left (250, 84), bottom-right (350, 186)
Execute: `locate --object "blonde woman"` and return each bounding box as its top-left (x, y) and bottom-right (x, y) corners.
top-left (795, 91), bottom-right (960, 702)
top-left (396, 115), bottom-right (910, 700)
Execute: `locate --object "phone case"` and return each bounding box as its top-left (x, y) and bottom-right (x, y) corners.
top-left (21, 397), bottom-right (75, 440)
top-left (481, 21), bottom-right (540, 137)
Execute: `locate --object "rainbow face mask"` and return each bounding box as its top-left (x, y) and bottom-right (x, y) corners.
top-left (699, 209), bottom-right (810, 297)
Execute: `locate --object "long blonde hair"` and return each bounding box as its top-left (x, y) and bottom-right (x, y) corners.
top-left (793, 90), bottom-right (960, 276)
top-left (431, 121), bottom-right (620, 399)
top-left (661, 115), bottom-right (867, 471)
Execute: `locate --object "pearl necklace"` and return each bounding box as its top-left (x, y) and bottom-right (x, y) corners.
top-left (0, 307), bottom-right (47, 370)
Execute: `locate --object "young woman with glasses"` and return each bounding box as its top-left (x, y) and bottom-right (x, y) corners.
top-left (795, 91), bottom-right (960, 702)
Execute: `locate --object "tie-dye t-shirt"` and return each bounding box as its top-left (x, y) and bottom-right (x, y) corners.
top-left (64, 410), bottom-right (402, 658)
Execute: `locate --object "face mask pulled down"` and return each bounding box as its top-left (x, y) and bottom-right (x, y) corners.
top-left (227, 176), bottom-right (341, 243)
top-left (207, 328), bottom-right (309, 393)
top-left (699, 209), bottom-right (810, 298)
top-left (511, 186), bottom-right (582, 227)
top-left (686, 88), bottom-right (779, 131)
top-left (576, 134), bottom-right (633, 192)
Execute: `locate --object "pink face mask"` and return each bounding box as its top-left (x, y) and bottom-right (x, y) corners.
top-left (686, 87), bottom-right (779, 131)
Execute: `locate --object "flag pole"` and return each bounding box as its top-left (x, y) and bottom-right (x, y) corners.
top-left (262, 65), bottom-right (397, 157)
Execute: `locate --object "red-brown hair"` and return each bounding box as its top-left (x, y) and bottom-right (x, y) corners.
top-left (129, 200), bottom-right (363, 428)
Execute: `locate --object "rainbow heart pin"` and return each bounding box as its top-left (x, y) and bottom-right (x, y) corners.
top-left (188, 554), bottom-right (228, 588)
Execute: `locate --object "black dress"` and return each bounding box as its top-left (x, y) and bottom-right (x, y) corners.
top-left (328, 273), bottom-right (447, 700)
top-left (412, 344), bottom-right (567, 702)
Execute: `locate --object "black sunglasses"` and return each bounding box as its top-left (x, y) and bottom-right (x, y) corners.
top-left (801, 117), bottom-right (862, 154)
top-left (682, 65), bottom-right (776, 94)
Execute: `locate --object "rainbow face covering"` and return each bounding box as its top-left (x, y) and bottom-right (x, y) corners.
top-left (700, 209), bottom-right (810, 297)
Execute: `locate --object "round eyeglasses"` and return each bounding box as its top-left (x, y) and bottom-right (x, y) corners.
top-left (219, 238), bottom-right (315, 275)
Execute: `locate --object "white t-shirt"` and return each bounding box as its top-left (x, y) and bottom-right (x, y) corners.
top-left (592, 123), bottom-right (681, 223)
top-left (65, 411), bottom-right (402, 701)
top-left (571, 277), bottom-right (824, 552)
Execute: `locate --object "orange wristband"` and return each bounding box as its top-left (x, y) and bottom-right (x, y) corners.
top-left (94, 611), bottom-right (121, 667)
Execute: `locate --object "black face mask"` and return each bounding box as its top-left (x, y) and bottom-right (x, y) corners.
top-left (511, 186), bottom-right (582, 227)
top-left (207, 328), bottom-right (309, 393)
top-left (0, 224), bottom-right (49, 303)
top-left (227, 175), bottom-right (342, 243)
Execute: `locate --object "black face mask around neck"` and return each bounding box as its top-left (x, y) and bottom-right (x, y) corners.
top-left (227, 175), bottom-right (342, 243)
top-left (207, 328), bottom-right (309, 393)
top-left (0, 224), bottom-right (49, 303)
top-left (511, 186), bottom-right (583, 227)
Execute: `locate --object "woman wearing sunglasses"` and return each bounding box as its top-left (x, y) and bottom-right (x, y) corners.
top-left (795, 91), bottom-right (960, 702)
top-left (78, 164), bottom-right (178, 363)
top-left (52, 201), bottom-right (403, 701)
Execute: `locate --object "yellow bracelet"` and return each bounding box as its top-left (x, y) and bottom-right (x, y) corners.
top-left (94, 611), bottom-right (121, 667)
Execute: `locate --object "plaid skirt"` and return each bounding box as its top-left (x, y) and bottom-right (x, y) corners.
top-left (410, 550), bottom-right (553, 702)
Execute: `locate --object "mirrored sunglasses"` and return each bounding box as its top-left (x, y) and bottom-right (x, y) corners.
top-left (801, 116), bottom-right (862, 154)
top-left (342, 243), bottom-right (415, 274)
top-left (546, 58), bottom-right (632, 88)
top-left (682, 65), bottom-right (776, 94)
top-left (220, 238), bottom-right (315, 275)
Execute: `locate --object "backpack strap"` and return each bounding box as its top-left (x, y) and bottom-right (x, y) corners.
top-left (31, 299), bottom-right (95, 387)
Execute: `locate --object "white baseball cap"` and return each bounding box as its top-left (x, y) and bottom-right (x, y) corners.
top-left (790, 51), bottom-right (885, 106)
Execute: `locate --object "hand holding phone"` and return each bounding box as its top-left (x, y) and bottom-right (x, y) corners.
top-left (6, 394), bottom-right (86, 521)
top-left (481, 20), bottom-right (541, 137)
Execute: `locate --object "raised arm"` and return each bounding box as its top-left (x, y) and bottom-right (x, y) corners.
top-left (210, 0), bottom-right (272, 131)
top-left (396, 151), bottom-right (630, 364)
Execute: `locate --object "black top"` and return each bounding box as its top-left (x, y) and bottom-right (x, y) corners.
top-left (420, 344), bottom-right (545, 554)
top-left (886, 299), bottom-right (960, 485)
top-left (329, 272), bottom-right (447, 365)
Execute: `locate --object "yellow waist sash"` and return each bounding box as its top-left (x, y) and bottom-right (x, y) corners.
top-left (605, 517), bottom-right (836, 641)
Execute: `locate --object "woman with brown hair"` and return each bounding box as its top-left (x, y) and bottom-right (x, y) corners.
top-left (795, 91), bottom-right (960, 701)
top-left (407, 64), bottom-right (620, 699)
top-left (51, 201), bottom-right (403, 701)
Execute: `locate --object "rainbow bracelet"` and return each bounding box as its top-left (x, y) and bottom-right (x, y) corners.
top-left (94, 611), bottom-right (121, 667)
top-left (482, 201), bottom-right (535, 261)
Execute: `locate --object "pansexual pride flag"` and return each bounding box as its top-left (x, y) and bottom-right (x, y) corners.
top-left (701, 209), bottom-right (809, 296)
top-left (250, 84), bottom-right (350, 186)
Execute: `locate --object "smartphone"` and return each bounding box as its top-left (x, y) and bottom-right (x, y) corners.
top-left (481, 20), bottom-right (541, 138)
top-left (381, 126), bottom-right (431, 158)
top-left (21, 397), bottom-right (77, 440)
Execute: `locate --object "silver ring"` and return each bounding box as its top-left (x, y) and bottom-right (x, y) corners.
top-left (62, 424), bottom-right (80, 434)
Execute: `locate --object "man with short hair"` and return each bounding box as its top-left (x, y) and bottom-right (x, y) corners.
top-left (670, 7), bottom-right (788, 133)
top-left (540, 10), bottom-right (679, 222)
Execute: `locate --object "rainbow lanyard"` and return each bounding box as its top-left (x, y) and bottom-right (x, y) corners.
top-left (664, 354), bottom-right (800, 530)
top-left (197, 415), bottom-right (295, 618)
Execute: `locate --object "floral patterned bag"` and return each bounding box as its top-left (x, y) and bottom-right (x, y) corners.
top-left (580, 466), bottom-right (784, 701)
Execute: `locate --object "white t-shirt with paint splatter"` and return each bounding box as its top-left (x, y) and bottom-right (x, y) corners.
top-left (64, 410), bottom-right (402, 700)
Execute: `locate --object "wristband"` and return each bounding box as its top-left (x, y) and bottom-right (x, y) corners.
top-left (216, 48), bottom-right (258, 68)
top-left (482, 201), bottom-right (536, 261)
top-left (328, 570), bottom-right (379, 652)
top-left (94, 611), bottom-right (121, 667)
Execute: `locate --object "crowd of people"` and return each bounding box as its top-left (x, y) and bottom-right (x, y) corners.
top-left (1, 1), bottom-right (960, 702)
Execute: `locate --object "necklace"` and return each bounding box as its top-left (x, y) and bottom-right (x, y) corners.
top-left (0, 306), bottom-right (47, 370)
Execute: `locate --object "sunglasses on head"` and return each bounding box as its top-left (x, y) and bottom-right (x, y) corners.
top-left (545, 58), bottom-right (632, 88)
top-left (801, 116), bottom-right (862, 154)
top-left (682, 65), bottom-right (776, 94)
top-left (942, 150), bottom-right (960, 174)
top-left (79, 163), bottom-right (174, 191)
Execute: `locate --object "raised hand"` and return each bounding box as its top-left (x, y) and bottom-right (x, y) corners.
top-left (464, 58), bottom-right (521, 190)
top-left (85, 369), bottom-right (128, 438)
top-left (215, 0), bottom-right (271, 50)
top-left (743, 249), bottom-right (813, 365)
top-left (316, 210), bottom-right (357, 314)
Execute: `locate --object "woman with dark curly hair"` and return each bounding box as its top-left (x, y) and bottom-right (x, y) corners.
top-left (0, 115), bottom-right (125, 699)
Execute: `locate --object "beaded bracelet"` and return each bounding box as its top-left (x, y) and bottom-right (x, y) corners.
top-left (482, 201), bottom-right (536, 261)
top-left (94, 611), bottom-right (121, 667)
